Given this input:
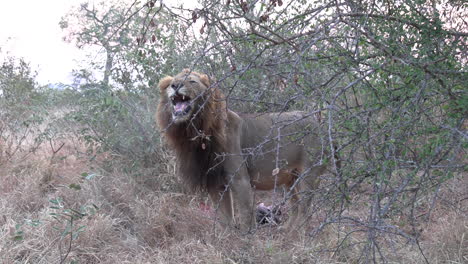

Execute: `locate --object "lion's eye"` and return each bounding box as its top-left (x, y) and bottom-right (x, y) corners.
top-left (171, 84), bottom-right (176, 88)
top-left (189, 80), bottom-right (197, 84)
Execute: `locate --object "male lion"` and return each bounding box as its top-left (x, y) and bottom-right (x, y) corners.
top-left (156, 69), bottom-right (328, 232)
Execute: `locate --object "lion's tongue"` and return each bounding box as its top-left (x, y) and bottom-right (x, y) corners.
top-left (174, 101), bottom-right (189, 115)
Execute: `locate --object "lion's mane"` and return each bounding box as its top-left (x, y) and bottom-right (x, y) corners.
top-left (156, 70), bottom-right (228, 191)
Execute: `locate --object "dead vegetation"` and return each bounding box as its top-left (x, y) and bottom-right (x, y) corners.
top-left (0, 130), bottom-right (466, 264)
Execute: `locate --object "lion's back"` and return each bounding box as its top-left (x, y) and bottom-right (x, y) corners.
top-left (239, 111), bottom-right (321, 150)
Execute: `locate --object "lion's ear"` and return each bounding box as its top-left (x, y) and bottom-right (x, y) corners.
top-left (199, 74), bottom-right (210, 87)
top-left (158, 76), bottom-right (173, 92)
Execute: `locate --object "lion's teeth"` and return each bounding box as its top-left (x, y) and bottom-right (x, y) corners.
top-left (183, 96), bottom-right (186, 100)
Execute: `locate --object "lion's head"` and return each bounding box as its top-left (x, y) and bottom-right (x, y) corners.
top-left (157, 69), bottom-right (212, 124)
top-left (156, 69), bottom-right (227, 191)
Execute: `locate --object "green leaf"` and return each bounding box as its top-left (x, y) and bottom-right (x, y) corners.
top-left (85, 173), bottom-right (96, 180)
top-left (69, 183), bottom-right (82, 190)
top-left (26, 219), bottom-right (42, 227)
top-left (81, 172), bottom-right (96, 180)
top-left (49, 197), bottom-right (63, 205)
top-left (13, 235), bottom-right (24, 241)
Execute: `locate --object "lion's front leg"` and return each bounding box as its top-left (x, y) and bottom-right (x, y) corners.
top-left (229, 172), bottom-right (255, 232)
top-left (223, 110), bottom-right (255, 232)
top-left (208, 186), bottom-right (234, 227)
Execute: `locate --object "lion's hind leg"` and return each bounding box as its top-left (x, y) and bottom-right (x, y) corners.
top-left (283, 165), bottom-right (324, 231)
top-left (294, 165), bottom-right (325, 229)
top-left (281, 168), bottom-right (301, 230)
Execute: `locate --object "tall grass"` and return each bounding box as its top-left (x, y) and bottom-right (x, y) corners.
top-left (0, 94), bottom-right (466, 263)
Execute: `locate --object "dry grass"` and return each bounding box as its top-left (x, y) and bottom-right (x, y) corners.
top-left (0, 134), bottom-right (466, 264)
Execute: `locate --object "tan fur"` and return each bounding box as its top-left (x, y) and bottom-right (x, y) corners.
top-left (156, 70), bottom-right (328, 232)
top-left (158, 76), bottom-right (173, 91)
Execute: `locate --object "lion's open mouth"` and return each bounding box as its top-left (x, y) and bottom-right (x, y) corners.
top-left (171, 94), bottom-right (192, 116)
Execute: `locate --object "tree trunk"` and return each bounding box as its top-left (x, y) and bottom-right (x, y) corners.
top-left (103, 50), bottom-right (113, 87)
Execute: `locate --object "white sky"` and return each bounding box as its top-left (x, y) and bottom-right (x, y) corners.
top-left (0, 0), bottom-right (196, 86)
top-left (0, 0), bottom-right (86, 85)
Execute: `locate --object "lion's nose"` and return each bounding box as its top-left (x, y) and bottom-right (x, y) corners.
top-left (171, 83), bottom-right (181, 90)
